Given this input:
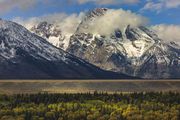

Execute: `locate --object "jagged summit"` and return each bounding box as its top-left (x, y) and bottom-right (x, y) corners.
top-left (31, 21), bottom-right (62, 40)
top-left (85, 8), bottom-right (108, 20)
top-left (31, 21), bottom-right (65, 48)
top-left (76, 8), bottom-right (109, 34)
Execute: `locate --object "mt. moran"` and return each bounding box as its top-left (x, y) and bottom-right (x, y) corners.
top-left (30, 8), bottom-right (180, 79)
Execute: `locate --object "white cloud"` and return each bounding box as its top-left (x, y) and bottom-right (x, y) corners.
top-left (13, 12), bottom-right (84, 36)
top-left (78, 9), bottom-right (148, 36)
top-left (13, 9), bottom-right (148, 37)
top-left (141, 0), bottom-right (180, 12)
top-left (151, 24), bottom-right (180, 45)
top-left (77, 0), bottom-right (139, 5)
top-left (12, 8), bottom-right (179, 46)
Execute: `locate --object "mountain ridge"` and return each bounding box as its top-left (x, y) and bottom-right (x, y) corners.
top-left (0, 19), bottom-right (134, 79)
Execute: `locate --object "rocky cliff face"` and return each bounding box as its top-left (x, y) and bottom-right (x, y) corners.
top-left (31, 8), bottom-right (180, 79)
top-left (67, 8), bottom-right (180, 79)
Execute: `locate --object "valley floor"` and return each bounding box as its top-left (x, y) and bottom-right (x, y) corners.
top-left (0, 80), bottom-right (180, 94)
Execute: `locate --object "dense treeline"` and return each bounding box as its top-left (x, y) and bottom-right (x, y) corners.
top-left (0, 92), bottom-right (180, 120)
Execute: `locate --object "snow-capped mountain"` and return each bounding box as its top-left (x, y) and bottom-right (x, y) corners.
top-left (0, 19), bottom-right (133, 79)
top-left (30, 8), bottom-right (180, 79)
top-left (67, 8), bottom-right (180, 79)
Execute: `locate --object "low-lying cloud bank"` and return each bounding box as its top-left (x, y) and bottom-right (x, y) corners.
top-left (152, 24), bottom-right (180, 45)
top-left (13, 8), bottom-right (180, 45)
top-left (13, 12), bottom-right (84, 35)
top-left (13, 9), bottom-right (147, 36)
top-left (79, 9), bottom-right (148, 35)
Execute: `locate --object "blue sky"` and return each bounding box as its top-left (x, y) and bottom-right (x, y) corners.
top-left (0, 0), bottom-right (180, 25)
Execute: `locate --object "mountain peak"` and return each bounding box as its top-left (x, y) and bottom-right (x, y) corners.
top-left (88, 8), bottom-right (108, 16)
top-left (84, 8), bottom-right (108, 21)
top-left (31, 21), bottom-right (61, 39)
top-left (30, 21), bottom-right (69, 49)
